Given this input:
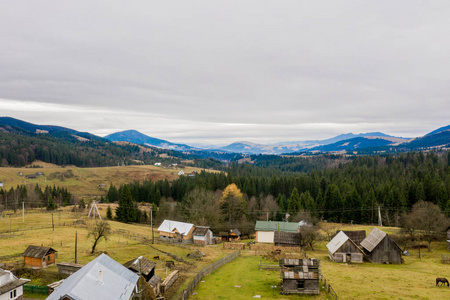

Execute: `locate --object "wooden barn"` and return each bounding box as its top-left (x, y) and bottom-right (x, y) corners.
top-left (360, 227), bottom-right (403, 264)
top-left (274, 231), bottom-right (301, 247)
top-left (123, 257), bottom-right (156, 282)
top-left (193, 226), bottom-right (214, 245)
top-left (326, 231), bottom-right (364, 263)
top-left (23, 245), bottom-right (57, 268)
top-left (280, 258), bottom-right (320, 295)
top-left (157, 220), bottom-right (195, 243)
top-left (342, 230), bottom-right (366, 246)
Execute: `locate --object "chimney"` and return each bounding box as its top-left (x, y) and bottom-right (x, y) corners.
top-left (97, 270), bottom-right (103, 284)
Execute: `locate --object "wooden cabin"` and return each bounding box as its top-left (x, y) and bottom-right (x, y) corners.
top-left (193, 226), bottom-right (214, 245)
top-left (360, 227), bottom-right (403, 264)
top-left (280, 258), bottom-right (320, 295)
top-left (326, 231), bottom-right (364, 263)
top-left (157, 220), bottom-right (195, 243)
top-left (123, 257), bottom-right (156, 282)
top-left (23, 245), bottom-right (57, 268)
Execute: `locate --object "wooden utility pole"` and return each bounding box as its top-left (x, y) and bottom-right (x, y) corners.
top-left (151, 206), bottom-right (154, 244)
top-left (52, 213), bottom-right (54, 232)
top-left (22, 201), bottom-right (24, 223)
top-left (75, 231), bottom-right (78, 263)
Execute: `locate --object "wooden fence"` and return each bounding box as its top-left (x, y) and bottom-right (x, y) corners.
top-left (320, 274), bottom-right (339, 300)
top-left (180, 251), bottom-right (241, 300)
top-left (258, 260), bottom-right (280, 271)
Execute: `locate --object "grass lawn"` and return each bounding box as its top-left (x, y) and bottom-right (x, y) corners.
top-left (191, 256), bottom-right (328, 300)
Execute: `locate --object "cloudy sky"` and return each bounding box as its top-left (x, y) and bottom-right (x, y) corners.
top-left (1, 1), bottom-right (449, 145)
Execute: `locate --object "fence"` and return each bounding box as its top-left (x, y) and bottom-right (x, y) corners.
top-left (319, 274), bottom-right (339, 300)
top-left (258, 260), bottom-right (280, 271)
top-left (24, 284), bottom-right (48, 295)
top-left (180, 251), bottom-right (240, 300)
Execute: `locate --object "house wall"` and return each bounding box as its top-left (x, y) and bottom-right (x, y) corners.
top-left (330, 240), bottom-right (364, 263)
top-left (0, 285), bottom-right (24, 300)
top-left (282, 279), bottom-right (319, 294)
top-left (256, 231), bottom-right (274, 243)
top-left (24, 257), bottom-right (42, 268)
top-left (370, 237), bottom-right (402, 264)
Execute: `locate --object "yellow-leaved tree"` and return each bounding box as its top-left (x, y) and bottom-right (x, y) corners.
top-left (219, 184), bottom-right (247, 227)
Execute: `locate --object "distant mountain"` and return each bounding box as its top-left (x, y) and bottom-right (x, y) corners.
top-left (401, 128), bottom-right (450, 149)
top-left (104, 130), bottom-right (193, 151)
top-left (425, 125), bottom-right (450, 136)
top-left (310, 137), bottom-right (395, 152)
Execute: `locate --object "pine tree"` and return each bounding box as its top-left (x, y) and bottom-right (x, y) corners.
top-left (116, 185), bottom-right (136, 222)
top-left (106, 205), bottom-right (113, 220)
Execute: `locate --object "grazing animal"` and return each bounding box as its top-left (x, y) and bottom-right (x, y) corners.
top-left (436, 278), bottom-right (449, 287)
top-left (153, 255), bottom-right (160, 260)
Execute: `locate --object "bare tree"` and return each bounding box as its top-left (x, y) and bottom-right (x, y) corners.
top-left (300, 225), bottom-right (321, 251)
top-left (88, 220), bottom-right (111, 254)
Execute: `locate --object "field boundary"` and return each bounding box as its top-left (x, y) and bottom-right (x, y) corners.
top-left (180, 250), bottom-right (240, 300)
top-left (320, 274), bottom-right (339, 300)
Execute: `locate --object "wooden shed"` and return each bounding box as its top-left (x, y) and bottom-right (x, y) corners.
top-left (123, 257), bottom-right (156, 282)
top-left (280, 258), bottom-right (320, 295)
top-left (193, 226), bottom-right (214, 245)
top-left (360, 227), bottom-right (403, 264)
top-left (274, 231), bottom-right (301, 247)
top-left (23, 245), bottom-right (57, 268)
top-left (326, 231), bottom-right (364, 263)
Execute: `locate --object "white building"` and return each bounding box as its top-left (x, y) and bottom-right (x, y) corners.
top-left (0, 269), bottom-right (30, 300)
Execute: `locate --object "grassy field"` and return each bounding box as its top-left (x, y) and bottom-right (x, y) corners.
top-left (0, 162), bottom-right (210, 198)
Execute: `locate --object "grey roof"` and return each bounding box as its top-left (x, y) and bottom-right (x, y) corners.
top-left (255, 221), bottom-right (299, 233)
top-left (123, 257), bottom-right (155, 277)
top-left (360, 227), bottom-right (387, 252)
top-left (327, 231), bottom-right (363, 254)
top-left (157, 220), bottom-right (194, 236)
top-left (193, 226), bottom-right (211, 236)
top-left (47, 254), bottom-right (139, 300)
top-left (0, 269), bottom-right (30, 295)
top-left (22, 245), bottom-right (57, 258)
top-left (148, 275), bottom-right (161, 288)
top-left (231, 229), bottom-right (241, 236)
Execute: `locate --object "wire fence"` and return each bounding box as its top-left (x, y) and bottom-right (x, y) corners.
top-left (319, 274), bottom-right (339, 300)
top-left (180, 251), bottom-right (241, 300)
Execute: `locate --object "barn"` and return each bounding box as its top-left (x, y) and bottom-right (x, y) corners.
top-left (341, 230), bottom-right (366, 246)
top-left (326, 231), bottom-right (364, 263)
top-left (23, 245), bottom-right (57, 268)
top-left (360, 227), bottom-right (403, 264)
top-left (280, 258), bottom-right (320, 295)
top-left (193, 226), bottom-right (214, 245)
top-left (157, 220), bottom-right (195, 243)
top-left (255, 221), bottom-right (299, 243)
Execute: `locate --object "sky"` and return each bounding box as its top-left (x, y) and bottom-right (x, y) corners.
top-left (1, 1), bottom-right (449, 145)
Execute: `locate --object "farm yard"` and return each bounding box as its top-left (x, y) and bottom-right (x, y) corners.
top-left (0, 209), bottom-right (449, 299)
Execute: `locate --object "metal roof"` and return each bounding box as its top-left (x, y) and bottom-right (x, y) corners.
top-left (255, 221), bottom-right (299, 233)
top-left (360, 227), bottom-right (387, 252)
top-left (22, 245), bottom-right (57, 258)
top-left (157, 220), bottom-right (194, 236)
top-left (326, 231), bottom-right (352, 254)
top-left (47, 254), bottom-right (139, 300)
top-left (193, 226), bottom-right (211, 236)
top-left (123, 257), bottom-right (155, 277)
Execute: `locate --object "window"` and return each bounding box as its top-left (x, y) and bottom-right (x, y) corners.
top-left (10, 289), bottom-right (17, 299)
top-left (297, 280), bottom-right (305, 289)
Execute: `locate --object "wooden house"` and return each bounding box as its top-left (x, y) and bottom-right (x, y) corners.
top-left (342, 230), bottom-right (366, 246)
top-left (23, 245), bottom-right (57, 268)
top-left (360, 227), bottom-right (403, 264)
top-left (274, 231), bottom-right (301, 247)
top-left (193, 226), bottom-right (214, 245)
top-left (255, 221), bottom-right (299, 243)
top-left (123, 257), bottom-right (156, 282)
top-left (326, 231), bottom-right (364, 263)
top-left (280, 258), bottom-right (320, 295)
top-left (157, 220), bottom-right (195, 243)
top-left (0, 268), bottom-right (30, 300)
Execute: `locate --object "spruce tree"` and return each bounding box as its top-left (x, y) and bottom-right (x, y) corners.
top-left (116, 185), bottom-right (135, 222)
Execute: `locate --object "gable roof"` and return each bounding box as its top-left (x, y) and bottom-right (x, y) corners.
top-left (360, 227), bottom-right (387, 252)
top-left (157, 220), bottom-right (194, 236)
top-left (22, 245), bottom-right (57, 258)
top-left (148, 275), bottom-right (161, 288)
top-left (327, 231), bottom-right (362, 254)
top-left (255, 221), bottom-right (299, 233)
top-left (342, 230), bottom-right (366, 246)
top-left (47, 254), bottom-right (139, 300)
top-left (123, 257), bottom-right (155, 277)
top-left (193, 226), bottom-right (211, 236)
top-left (0, 269), bottom-right (30, 295)
top-left (231, 229), bottom-right (241, 236)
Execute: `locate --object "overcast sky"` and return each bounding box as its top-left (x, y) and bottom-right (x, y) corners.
top-left (1, 1), bottom-right (449, 145)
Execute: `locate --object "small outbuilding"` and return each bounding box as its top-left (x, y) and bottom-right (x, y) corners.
top-left (360, 227), bottom-right (403, 264)
top-left (193, 226), bottom-right (214, 245)
top-left (255, 221), bottom-right (299, 243)
top-left (57, 262), bottom-right (84, 275)
top-left (148, 274), bottom-right (161, 297)
top-left (326, 231), bottom-right (364, 263)
top-left (123, 257), bottom-right (156, 282)
top-left (23, 245), bottom-right (57, 268)
top-left (280, 258), bottom-right (320, 295)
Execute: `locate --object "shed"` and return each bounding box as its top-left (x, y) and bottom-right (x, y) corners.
top-left (326, 231), bottom-right (364, 263)
top-left (57, 262), bottom-right (84, 275)
top-left (274, 231), bottom-right (301, 247)
top-left (25, 174), bottom-right (36, 179)
top-left (148, 275), bottom-right (161, 297)
top-left (280, 258), bottom-right (320, 295)
top-left (193, 226), bottom-right (214, 245)
top-left (47, 254), bottom-right (139, 300)
top-left (255, 221), bottom-right (299, 243)
top-left (360, 227), bottom-right (403, 264)
top-left (157, 220), bottom-right (195, 243)
top-left (123, 257), bottom-right (156, 282)
top-left (23, 245), bottom-right (57, 268)
top-left (341, 230), bottom-right (366, 246)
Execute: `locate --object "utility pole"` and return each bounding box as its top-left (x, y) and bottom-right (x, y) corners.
top-left (52, 213), bottom-right (54, 232)
top-left (22, 201), bottom-right (24, 223)
top-left (377, 206), bottom-right (383, 227)
top-left (151, 206), bottom-right (154, 244)
top-left (75, 231), bottom-right (78, 263)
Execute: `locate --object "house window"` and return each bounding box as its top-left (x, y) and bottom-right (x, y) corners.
top-left (10, 289), bottom-right (17, 299)
top-left (297, 280), bottom-right (305, 289)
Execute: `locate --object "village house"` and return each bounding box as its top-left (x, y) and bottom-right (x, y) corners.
top-left (326, 231), bottom-right (364, 263)
top-left (22, 245), bottom-right (57, 269)
top-left (193, 226), bottom-right (214, 245)
top-left (47, 254), bottom-right (139, 300)
top-left (280, 258), bottom-right (320, 295)
top-left (177, 169), bottom-right (185, 176)
top-left (157, 220), bottom-right (195, 243)
top-left (0, 268), bottom-right (30, 300)
top-left (360, 227), bottom-right (403, 264)
top-left (123, 257), bottom-right (156, 282)
top-left (255, 221), bottom-right (299, 243)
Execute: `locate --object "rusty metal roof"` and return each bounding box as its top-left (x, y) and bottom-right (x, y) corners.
top-left (22, 245), bottom-right (57, 258)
